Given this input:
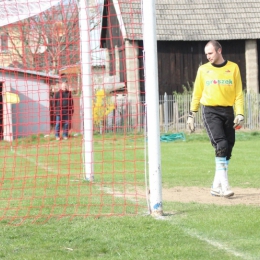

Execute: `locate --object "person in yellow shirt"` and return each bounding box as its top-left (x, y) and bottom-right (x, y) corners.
top-left (187, 40), bottom-right (244, 198)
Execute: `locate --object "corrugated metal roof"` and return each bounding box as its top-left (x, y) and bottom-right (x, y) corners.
top-left (116, 0), bottom-right (260, 41)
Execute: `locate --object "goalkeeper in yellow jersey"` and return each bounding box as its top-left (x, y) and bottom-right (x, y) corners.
top-left (187, 40), bottom-right (244, 198)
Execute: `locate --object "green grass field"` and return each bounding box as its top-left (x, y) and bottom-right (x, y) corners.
top-left (0, 133), bottom-right (147, 220)
top-left (0, 131), bottom-right (260, 259)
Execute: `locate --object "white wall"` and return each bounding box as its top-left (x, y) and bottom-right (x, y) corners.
top-left (0, 72), bottom-right (51, 138)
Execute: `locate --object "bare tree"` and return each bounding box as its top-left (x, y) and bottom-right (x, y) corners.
top-left (3, 0), bottom-right (102, 74)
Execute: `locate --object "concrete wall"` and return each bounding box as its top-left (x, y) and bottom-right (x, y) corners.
top-left (125, 40), bottom-right (141, 128)
top-left (125, 40), bottom-right (140, 103)
top-left (245, 40), bottom-right (259, 93)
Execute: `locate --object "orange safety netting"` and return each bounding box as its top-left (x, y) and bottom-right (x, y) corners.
top-left (0, 0), bottom-right (147, 224)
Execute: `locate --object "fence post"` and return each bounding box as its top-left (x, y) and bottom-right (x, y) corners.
top-left (159, 102), bottom-right (163, 131)
top-left (247, 93), bottom-right (252, 129)
top-left (173, 96), bottom-right (179, 131)
top-left (164, 92), bottom-right (168, 133)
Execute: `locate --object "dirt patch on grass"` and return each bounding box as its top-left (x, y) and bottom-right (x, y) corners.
top-left (162, 186), bottom-right (260, 206)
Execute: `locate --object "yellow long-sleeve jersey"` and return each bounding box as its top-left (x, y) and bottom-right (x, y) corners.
top-left (190, 61), bottom-right (244, 115)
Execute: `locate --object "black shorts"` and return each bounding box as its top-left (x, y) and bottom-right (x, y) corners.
top-left (202, 106), bottom-right (235, 160)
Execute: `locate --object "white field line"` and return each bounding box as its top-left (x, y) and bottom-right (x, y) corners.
top-left (94, 146), bottom-right (145, 150)
top-left (15, 150), bottom-right (57, 174)
top-left (18, 148), bottom-right (251, 259)
top-left (14, 144), bottom-right (145, 151)
top-left (100, 186), bottom-right (147, 204)
top-left (11, 150), bottom-right (252, 258)
top-left (181, 226), bottom-right (251, 259)
top-left (15, 150), bottom-right (83, 181)
top-left (13, 150), bottom-right (145, 188)
top-left (71, 176), bottom-right (254, 259)
top-left (155, 215), bottom-right (254, 260)
top-left (15, 149), bottom-right (147, 203)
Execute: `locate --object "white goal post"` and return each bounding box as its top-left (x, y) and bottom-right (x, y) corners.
top-left (1, 0), bottom-right (163, 217)
top-left (142, 0), bottom-right (163, 216)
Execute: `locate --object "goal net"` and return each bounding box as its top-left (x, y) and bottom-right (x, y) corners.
top-left (0, 0), bottom-right (148, 224)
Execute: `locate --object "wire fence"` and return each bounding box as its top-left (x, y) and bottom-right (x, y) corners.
top-left (100, 92), bottom-right (260, 134)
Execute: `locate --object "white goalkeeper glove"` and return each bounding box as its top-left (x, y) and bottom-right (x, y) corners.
top-left (187, 111), bottom-right (196, 133)
top-left (233, 114), bottom-right (244, 130)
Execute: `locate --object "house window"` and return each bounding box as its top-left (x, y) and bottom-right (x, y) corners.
top-left (0, 33), bottom-right (8, 52)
